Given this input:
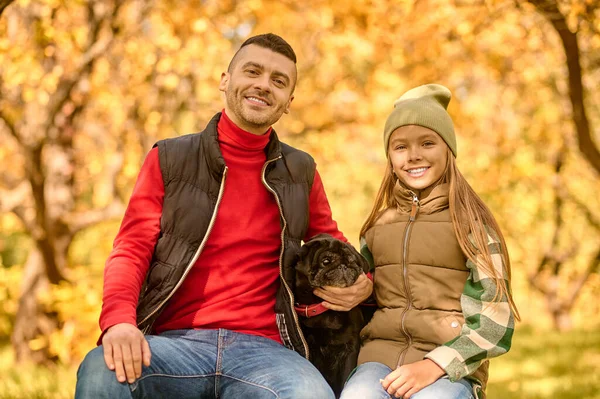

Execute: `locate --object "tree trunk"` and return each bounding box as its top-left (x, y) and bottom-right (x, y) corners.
top-left (0, 0), bottom-right (15, 17)
top-left (3, 0), bottom-right (127, 365)
top-left (551, 309), bottom-right (573, 332)
top-left (529, 0), bottom-right (600, 174)
top-left (11, 139), bottom-right (77, 363)
top-left (11, 248), bottom-right (59, 364)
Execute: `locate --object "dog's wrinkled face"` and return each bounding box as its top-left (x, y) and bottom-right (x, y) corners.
top-left (297, 235), bottom-right (365, 288)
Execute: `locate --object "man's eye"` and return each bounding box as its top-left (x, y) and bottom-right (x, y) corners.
top-left (274, 79), bottom-right (285, 86)
top-left (247, 69), bottom-right (259, 75)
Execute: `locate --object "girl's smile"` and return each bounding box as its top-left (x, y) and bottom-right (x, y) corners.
top-left (388, 125), bottom-right (448, 198)
top-left (405, 166), bottom-right (429, 178)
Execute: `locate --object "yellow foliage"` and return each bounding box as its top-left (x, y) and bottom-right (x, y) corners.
top-left (0, 0), bottom-right (599, 377)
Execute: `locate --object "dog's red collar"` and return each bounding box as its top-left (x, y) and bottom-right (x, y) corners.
top-left (294, 302), bottom-right (329, 318)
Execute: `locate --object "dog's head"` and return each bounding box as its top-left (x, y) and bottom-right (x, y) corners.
top-left (296, 234), bottom-right (369, 290)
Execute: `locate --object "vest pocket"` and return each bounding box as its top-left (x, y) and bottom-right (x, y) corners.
top-left (146, 260), bottom-right (177, 293)
top-left (442, 314), bottom-right (463, 340)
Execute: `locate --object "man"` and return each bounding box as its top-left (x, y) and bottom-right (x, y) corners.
top-left (75, 33), bottom-right (372, 398)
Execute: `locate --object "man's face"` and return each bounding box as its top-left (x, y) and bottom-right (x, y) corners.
top-left (219, 44), bottom-right (296, 135)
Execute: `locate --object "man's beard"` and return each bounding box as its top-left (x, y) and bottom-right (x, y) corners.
top-left (226, 89), bottom-right (285, 130)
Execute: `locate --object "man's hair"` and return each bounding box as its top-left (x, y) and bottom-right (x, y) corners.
top-left (227, 33), bottom-right (297, 72)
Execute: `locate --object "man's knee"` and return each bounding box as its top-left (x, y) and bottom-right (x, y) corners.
top-left (75, 347), bottom-right (130, 399)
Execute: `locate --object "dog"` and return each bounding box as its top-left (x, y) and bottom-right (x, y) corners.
top-left (294, 234), bottom-right (370, 398)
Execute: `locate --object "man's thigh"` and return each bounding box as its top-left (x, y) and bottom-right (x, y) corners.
top-left (76, 329), bottom-right (220, 399)
top-left (131, 329), bottom-right (220, 398)
top-left (219, 330), bottom-right (335, 399)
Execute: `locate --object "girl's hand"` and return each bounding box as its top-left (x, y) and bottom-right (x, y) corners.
top-left (381, 359), bottom-right (445, 398)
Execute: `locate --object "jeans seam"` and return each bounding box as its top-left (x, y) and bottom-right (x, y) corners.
top-left (215, 329), bottom-right (224, 399)
top-left (221, 374), bottom-right (279, 398)
top-left (130, 373), bottom-right (218, 393)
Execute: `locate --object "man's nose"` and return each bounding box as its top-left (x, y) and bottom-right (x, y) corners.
top-left (253, 74), bottom-right (271, 92)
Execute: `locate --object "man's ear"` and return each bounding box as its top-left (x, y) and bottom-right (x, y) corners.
top-left (283, 95), bottom-right (294, 114)
top-left (219, 72), bottom-right (229, 92)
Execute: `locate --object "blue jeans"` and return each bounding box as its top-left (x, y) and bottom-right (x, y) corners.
top-left (339, 362), bottom-right (474, 399)
top-left (75, 329), bottom-right (334, 399)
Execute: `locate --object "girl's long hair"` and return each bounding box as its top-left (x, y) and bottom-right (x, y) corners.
top-left (360, 149), bottom-right (520, 320)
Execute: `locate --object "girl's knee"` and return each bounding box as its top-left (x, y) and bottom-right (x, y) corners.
top-left (289, 378), bottom-right (335, 399)
top-left (340, 386), bottom-right (391, 399)
top-left (410, 378), bottom-right (473, 399)
top-left (340, 362), bottom-right (392, 399)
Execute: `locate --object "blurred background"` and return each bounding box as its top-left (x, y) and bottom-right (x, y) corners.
top-left (0, 0), bottom-right (599, 397)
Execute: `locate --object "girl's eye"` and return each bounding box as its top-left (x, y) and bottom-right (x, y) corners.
top-left (423, 141), bottom-right (434, 147)
top-left (396, 145), bottom-right (406, 150)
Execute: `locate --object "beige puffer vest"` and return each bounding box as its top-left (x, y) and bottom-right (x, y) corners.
top-left (358, 182), bottom-right (488, 392)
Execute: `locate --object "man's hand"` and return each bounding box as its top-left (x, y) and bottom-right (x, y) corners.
top-left (102, 322), bottom-right (151, 383)
top-left (313, 273), bottom-right (373, 311)
top-left (381, 359), bottom-right (445, 398)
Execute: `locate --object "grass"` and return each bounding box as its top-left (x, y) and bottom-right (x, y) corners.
top-left (0, 348), bottom-right (77, 399)
top-left (487, 325), bottom-right (600, 398)
top-left (0, 326), bottom-right (598, 398)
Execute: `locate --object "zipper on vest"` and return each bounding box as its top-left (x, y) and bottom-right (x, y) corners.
top-left (261, 155), bottom-right (310, 360)
top-left (138, 167), bottom-right (229, 331)
top-left (397, 193), bottom-right (420, 367)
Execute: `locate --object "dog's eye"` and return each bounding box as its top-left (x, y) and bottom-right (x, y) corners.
top-left (322, 258), bottom-right (331, 265)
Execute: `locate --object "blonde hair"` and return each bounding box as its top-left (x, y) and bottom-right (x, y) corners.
top-left (360, 149), bottom-right (520, 320)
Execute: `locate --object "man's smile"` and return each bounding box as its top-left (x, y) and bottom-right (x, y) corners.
top-left (245, 96), bottom-right (270, 106)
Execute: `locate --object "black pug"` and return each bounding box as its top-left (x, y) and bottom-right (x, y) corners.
top-left (294, 234), bottom-right (370, 398)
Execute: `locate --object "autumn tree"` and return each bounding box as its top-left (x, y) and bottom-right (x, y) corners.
top-left (0, 0), bottom-right (129, 363)
top-left (1, 0), bottom-right (599, 366)
top-left (0, 0), bottom-right (268, 364)
top-left (0, 0), bottom-right (14, 17)
top-left (524, 0), bottom-right (600, 330)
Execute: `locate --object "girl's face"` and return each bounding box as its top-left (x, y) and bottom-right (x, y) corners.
top-left (388, 125), bottom-right (448, 197)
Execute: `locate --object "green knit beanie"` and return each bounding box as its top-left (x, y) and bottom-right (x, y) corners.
top-left (383, 84), bottom-right (457, 157)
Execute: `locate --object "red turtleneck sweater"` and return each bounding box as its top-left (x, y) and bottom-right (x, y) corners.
top-left (100, 111), bottom-right (345, 343)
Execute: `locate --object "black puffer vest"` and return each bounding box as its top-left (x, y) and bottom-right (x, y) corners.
top-left (135, 113), bottom-right (315, 358)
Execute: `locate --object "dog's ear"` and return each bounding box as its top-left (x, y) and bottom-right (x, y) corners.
top-left (305, 233), bottom-right (335, 246)
top-left (296, 244), bottom-right (313, 275)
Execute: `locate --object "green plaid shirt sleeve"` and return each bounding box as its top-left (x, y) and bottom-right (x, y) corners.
top-left (424, 229), bottom-right (515, 382)
top-left (359, 236), bottom-right (375, 272)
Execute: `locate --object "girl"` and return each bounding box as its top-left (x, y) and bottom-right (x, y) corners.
top-left (340, 84), bottom-right (519, 399)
